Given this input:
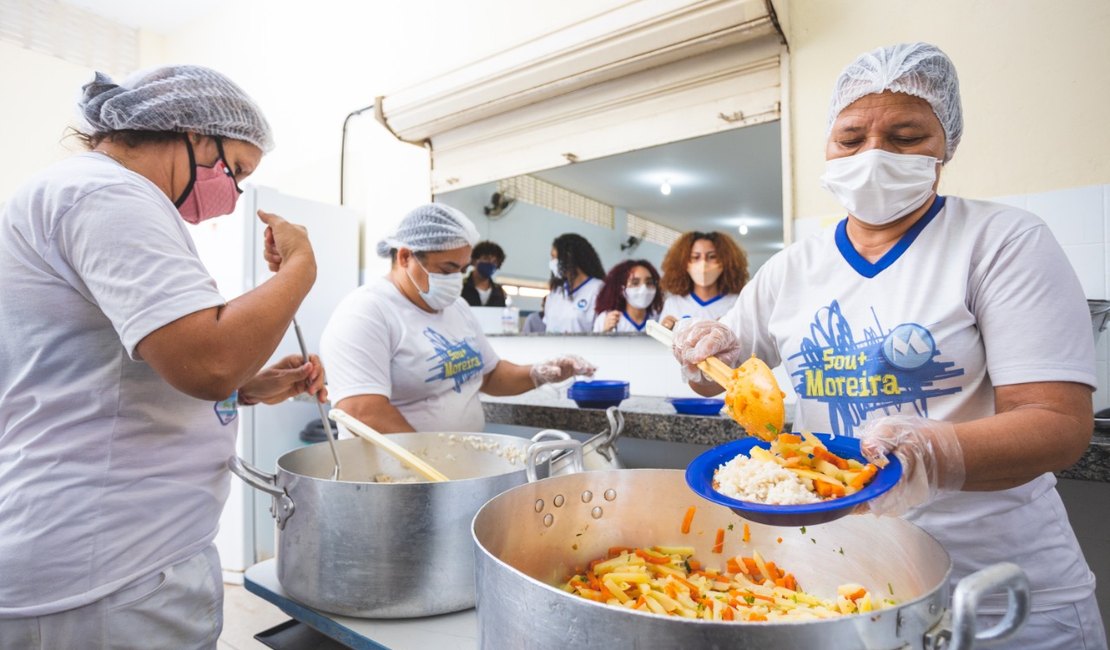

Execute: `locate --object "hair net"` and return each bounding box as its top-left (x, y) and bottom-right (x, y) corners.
top-left (827, 43), bottom-right (962, 162)
top-left (78, 65), bottom-right (274, 152)
top-left (376, 203), bottom-right (480, 257)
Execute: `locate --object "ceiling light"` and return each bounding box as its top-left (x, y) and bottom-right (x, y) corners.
top-left (660, 180), bottom-right (672, 196)
top-left (738, 223), bottom-right (749, 236)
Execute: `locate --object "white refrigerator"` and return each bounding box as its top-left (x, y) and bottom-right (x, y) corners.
top-left (186, 185), bottom-right (360, 579)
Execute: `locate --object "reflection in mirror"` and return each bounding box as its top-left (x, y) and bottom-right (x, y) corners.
top-left (436, 122), bottom-right (783, 332)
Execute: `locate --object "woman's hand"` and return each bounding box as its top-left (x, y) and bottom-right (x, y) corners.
top-left (238, 353), bottom-right (327, 405)
top-left (602, 310), bottom-right (621, 332)
top-left (856, 415), bottom-right (965, 516)
top-left (259, 210), bottom-right (315, 275)
top-left (530, 355), bottom-right (597, 387)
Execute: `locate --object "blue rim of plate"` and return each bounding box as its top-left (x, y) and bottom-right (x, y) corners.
top-left (667, 397), bottom-right (725, 416)
top-left (685, 433), bottom-right (902, 526)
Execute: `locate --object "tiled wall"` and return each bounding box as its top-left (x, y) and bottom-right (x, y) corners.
top-left (992, 184), bottom-right (1110, 411)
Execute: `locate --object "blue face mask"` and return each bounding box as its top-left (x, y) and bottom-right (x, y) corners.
top-left (476, 262), bottom-right (498, 279)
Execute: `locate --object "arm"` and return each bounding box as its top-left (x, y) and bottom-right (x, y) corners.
top-left (480, 360), bottom-right (536, 396)
top-left (959, 381), bottom-right (1092, 490)
top-left (137, 211), bottom-right (316, 400)
top-left (335, 394), bottom-right (417, 434)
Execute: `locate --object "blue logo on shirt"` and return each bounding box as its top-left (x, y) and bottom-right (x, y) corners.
top-left (424, 328), bottom-right (484, 393)
top-left (788, 301), bottom-right (963, 436)
top-left (214, 393), bottom-right (238, 426)
top-left (576, 298), bottom-right (588, 310)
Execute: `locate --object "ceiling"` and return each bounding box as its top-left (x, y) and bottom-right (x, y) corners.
top-left (59, 0), bottom-right (223, 32)
top-left (532, 121), bottom-right (783, 256)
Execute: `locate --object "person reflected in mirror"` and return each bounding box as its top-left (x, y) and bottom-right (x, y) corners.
top-left (543, 233), bottom-right (606, 333)
top-left (522, 295), bottom-right (548, 334)
top-left (321, 205), bottom-right (595, 434)
top-left (671, 43), bottom-right (1105, 649)
top-left (658, 231), bottom-right (750, 329)
top-left (462, 240), bottom-right (507, 306)
top-left (593, 259), bottom-right (663, 333)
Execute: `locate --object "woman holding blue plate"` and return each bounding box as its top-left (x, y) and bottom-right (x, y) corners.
top-left (672, 43), bottom-right (1104, 649)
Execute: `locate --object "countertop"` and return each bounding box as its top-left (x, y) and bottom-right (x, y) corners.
top-left (481, 394), bottom-right (1110, 483)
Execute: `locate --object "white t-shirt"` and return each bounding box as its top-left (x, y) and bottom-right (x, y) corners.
top-left (592, 310), bottom-right (657, 333)
top-left (477, 286), bottom-right (492, 305)
top-left (0, 153), bottom-right (231, 617)
top-left (660, 291), bottom-right (739, 323)
top-left (722, 196), bottom-right (1097, 613)
top-left (543, 277), bottom-right (602, 333)
top-left (320, 278), bottom-right (500, 432)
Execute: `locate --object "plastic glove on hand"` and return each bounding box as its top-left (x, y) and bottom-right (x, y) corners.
top-left (671, 319), bottom-right (741, 384)
top-left (724, 355), bottom-right (785, 441)
top-left (856, 415), bottom-right (965, 517)
top-left (530, 354), bottom-right (597, 387)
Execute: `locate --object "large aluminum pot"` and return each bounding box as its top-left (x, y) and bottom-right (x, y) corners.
top-left (229, 432), bottom-right (579, 618)
top-left (472, 469), bottom-right (1029, 649)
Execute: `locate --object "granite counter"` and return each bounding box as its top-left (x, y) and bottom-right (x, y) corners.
top-left (481, 394), bottom-right (1110, 483)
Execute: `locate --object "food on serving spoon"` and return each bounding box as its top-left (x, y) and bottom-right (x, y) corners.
top-left (714, 432), bottom-right (879, 504)
top-left (562, 545), bottom-right (890, 621)
top-left (723, 356), bottom-right (786, 441)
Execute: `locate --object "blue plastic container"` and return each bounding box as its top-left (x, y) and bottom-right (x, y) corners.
top-left (567, 380), bottom-right (629, 409)
top-left (667, 397), bottom-right (725, 416)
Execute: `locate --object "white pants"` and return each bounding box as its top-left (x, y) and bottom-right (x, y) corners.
top-left (977, 593), bottom-right (1107, 650)
top-left (0, 545), bottom-right (223, 650)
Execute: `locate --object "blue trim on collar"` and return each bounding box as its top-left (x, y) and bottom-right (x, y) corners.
top-left (835, 195), bottom-right (946, 279)
top-left (622, 311), bottom-right (647, 331)
top-left (567, 277), bottom-right (595, 296)
top-left (690, 292), bottom-right (724, 307)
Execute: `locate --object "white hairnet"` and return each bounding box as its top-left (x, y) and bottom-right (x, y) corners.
top-left (827, 43), bottom-right (962, 162)
top-left (376, 203), bottom-right (480, 257)
top-left (78, 65), bottom-right (274, 152)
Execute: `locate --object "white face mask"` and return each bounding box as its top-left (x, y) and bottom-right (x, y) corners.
top-left (408, 258), bottom-right (463, 311)
top-left (624, 285), bottom-right (656, 310)
top-left (820, 149), bottom-right (941, 226)
top-left (549, 258), bottom-right (562, 279)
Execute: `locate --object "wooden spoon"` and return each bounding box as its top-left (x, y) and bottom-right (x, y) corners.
top-left (329, 408), bottom-right (449, 482)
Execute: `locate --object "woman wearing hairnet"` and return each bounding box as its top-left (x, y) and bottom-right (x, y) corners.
top-left (674, 43), bottom-right (1105, 648)
top-left (321, 203), bottom-right (596, 433)
top-left (0, 67), bottom-right (325, 647)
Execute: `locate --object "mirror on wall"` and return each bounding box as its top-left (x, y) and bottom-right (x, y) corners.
top-left (435, 121), bottom-right (783, 328)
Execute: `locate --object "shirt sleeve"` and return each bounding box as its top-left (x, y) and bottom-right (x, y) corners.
top-left (320, 292), bottom-right (397, 403)
top-left (723, 251), bottom-right (784, 368)
top-left (970, 221), bottom-right (1096, 388)
top-left (47, 182), bottom-right (225, 359)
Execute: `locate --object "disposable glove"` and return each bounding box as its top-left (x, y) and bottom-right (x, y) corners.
top-left (530, 355), bottom-right (597, 387)
top-left (671, 319), bottom-right (742, 383)
top-left (857, 415), bottom-right (965, 516)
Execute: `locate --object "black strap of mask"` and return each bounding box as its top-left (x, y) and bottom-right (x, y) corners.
top-left (173, 133), bottom-right (198, 208)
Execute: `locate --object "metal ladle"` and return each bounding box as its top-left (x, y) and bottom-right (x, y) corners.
top-left (292, 318), bottom-right (341, 480)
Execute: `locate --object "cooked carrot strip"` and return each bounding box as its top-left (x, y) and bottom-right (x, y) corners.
top-left (849, 464), bottom-right (879, 490)
top-left (742, 557), bottom-right (759, 577)
top-left (726, 558), bottom-right (742, 574)
top-left (778, 433), bottom-right (803, 445)
top-left (608, 546), bottom-right (635, 557)
top-left (635, 548), bottom-right (671, 564)
top-left (687, 559), bottom-right (701, 571)
top-left (722, 606), bottom-right (735, 621)
top-left (742, 523), bottom-right (751, 542)
top-left (681, 506), bottom-right (696, 534)
top-left (748, 612), bottom-right (767, 621)
top-left (813, 446), bottom-right (849, 470)
top-left (846, 587), bottom-right (867, 601)
top-left (712, 528), bottom-right (725, 553)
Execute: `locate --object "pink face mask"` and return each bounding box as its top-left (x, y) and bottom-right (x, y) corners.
top-left (175, 136), bottom-right (242, 224)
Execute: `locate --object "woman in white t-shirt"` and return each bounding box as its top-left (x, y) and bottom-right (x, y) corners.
top-left (592, 259), bottom-right (663, 333)
top-left (321, 204), bottom-right (595, 433)
top-left (0, 67), bottom-right (326, 647)
top-left (673, 43), bottom-right (1105, 649)
top-left (658, 231), bottom-right (749, 329)
top-left (543, 233), bottom-right (607, 333)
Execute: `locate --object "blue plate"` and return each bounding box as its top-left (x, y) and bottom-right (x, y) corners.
top-left (668, 397), bottom-right (725, 416)
top-left (685, 433), bottom-right (903, 527)
top-left (568, 380), bottom-right (629, 409)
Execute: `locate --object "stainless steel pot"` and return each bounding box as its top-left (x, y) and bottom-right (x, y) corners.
top-left (229, 432), bottom-right (580, 618)
top-left (472, 469), bottom-right (1029, 649)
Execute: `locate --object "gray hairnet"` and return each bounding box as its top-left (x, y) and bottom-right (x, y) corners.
top-left (376, 203), bottom-right (480, 257)
top-left (78, 65), bottom-right (274, 152)
top-left (827, 43), bottom-right (962, 162)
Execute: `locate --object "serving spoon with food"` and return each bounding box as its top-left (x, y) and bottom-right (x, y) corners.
top-left (645, 320), bottom-right (785, 441)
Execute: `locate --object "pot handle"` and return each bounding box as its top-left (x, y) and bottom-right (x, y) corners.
top-left (227, 456), bottom-right (296, 530)
top-left (943, 562), bottom-right (1031, 650)
top-left (526, 439), bottom-right (584, 482)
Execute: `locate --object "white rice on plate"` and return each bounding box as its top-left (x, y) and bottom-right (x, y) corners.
top-left (713, 455), bottom-right (820, 505)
